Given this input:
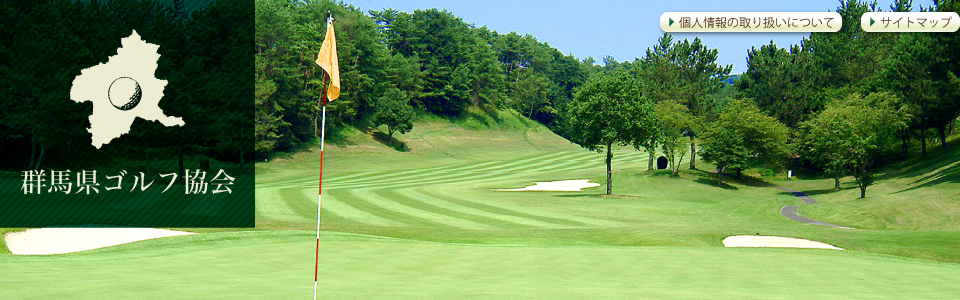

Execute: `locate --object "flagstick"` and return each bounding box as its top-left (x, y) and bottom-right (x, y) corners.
top-left (314, 72), bottom-right (329, 300)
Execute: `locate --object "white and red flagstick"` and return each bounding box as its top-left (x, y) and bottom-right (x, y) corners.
top-left (313, 12), bottom-right (340, 300)
top-left (314, 73), bottom-right (328, 300)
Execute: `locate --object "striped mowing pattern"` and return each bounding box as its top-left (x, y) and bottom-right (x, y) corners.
top-left (256, 150), bottom-right (650, 230)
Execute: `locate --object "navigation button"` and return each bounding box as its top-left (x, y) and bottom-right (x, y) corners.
top-left (660, 12), bottom-right (842, 32)
top-left (861, 12), bottom-right (960, 32)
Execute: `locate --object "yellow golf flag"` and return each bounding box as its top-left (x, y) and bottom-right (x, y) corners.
top-left (315, 18), bottom-right (340, 101)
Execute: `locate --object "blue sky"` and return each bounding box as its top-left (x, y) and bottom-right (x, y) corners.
top-left (344, 0), bottom-right (920, 74)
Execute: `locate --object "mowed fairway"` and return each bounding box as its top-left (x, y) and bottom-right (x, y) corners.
top-left (3, 116), bottom-right (960, 298)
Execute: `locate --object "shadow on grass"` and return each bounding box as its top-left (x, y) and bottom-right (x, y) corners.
top-left (266, 127), bottom-right (357, 162)
top-left (326, 127), bottom-right (358, 147)
top-left (788, 187), bottom-right (854, 197)
top-left (896, 164), bottom-right (960, 194)
top-left (371, 131), bottom-right (410, 152)
top-left (688, 167), bottom-right (802, 190)
top-left (477, 103), bottom-right (503, 124)
top-left (644, 170), bottom-right (682, 177)
top-left (268, 142), bottom-right (316, 161)
top-left (554, 193), bottom-right (645, 199)
top-left (693, 177), bottom-right (739, 190)
top-left (887, 136), bottom-right (959, 181)
top-left (874, 136), bottom-right (960, 194)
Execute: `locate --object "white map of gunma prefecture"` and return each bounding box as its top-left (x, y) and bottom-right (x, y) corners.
top-left (71, 30), bottom-right (184, 149)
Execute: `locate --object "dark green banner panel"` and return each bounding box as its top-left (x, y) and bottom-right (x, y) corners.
top-left (0, 0), bottom-right (254, 227)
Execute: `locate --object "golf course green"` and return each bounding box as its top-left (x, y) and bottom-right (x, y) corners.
top-left (2, 112), bottom-right (959, 298)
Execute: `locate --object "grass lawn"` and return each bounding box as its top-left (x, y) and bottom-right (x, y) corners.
top-left (2, 111), bottom-right (959, 298)
top-left (3, 230), bottom-right (959, 299)
top-left (786, 136), bottom-right (960, 231)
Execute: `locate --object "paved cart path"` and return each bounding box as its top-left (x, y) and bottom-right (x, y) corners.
top-left (710, 169), bottom-right (855, 229)
top-left (772, 186), bottom-right (856, 229)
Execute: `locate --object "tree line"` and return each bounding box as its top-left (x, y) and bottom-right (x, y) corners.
top-left (568, 0), bottom-right (960, 197)
top-left (256, 0), bottom-right (600, 156)
top-left (255, 0), bottom-right (960, 198)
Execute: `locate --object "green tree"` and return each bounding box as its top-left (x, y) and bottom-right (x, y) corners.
top-left (797, 0), bottom-right (924, 159)
top-left (806, 0), bottom-right (898, 92)
top-left (799, 117), bottom-right (849, 190)
top-left (372, 88), bottom-right (414, 139)
top-left (799, 93), bottom-right (907, 198)
top-left (255, 0), bottom-right (400, 157)
top-left (699, 99), bottom-right (790, 184)
top-left (255, 55), bottom-right (285, 155)
top-left (512, 72), bottom-right (557, 119)
top-left (737, 41), bottom-right (823, 127)
top-left (633, 33), bottom-right (731, 170)
top-left (0, 1), bottom-right (85, 170)
top-left (372, 8), bottom-right (505, 116)
top-left (489, 31), bottom-right (586, 133)
top-left (881, 29), bottom-right (960, 155)
top-left (654, 102), bottom-right (692, 176)
top-left (933, 0), bottom-right (960, 142)
top-left (565, 73), bottom-right (655, 195)
top-left (189, 0), bottom-right (254, 172)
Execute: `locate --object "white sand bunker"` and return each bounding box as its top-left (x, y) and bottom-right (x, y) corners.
top-left (494, 179), bottom-right (600, 192)
top-left (4, 228), bottom-right (195, 255)
top-left (723, 235), bottom-right (843, 250)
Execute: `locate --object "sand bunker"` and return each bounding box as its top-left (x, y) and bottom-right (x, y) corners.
top-left (494, 179), bottom-right (600, 192)
top-left (4, 228), bottom-right (196, 255)
top-left (722, 235), bottom-right (843, 250)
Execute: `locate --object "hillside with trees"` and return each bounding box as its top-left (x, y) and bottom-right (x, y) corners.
top-left (255, 0), bottom-right (960, 199)
top-left (256, 0), bottom-right (591, 157)
top-left (736, 0), bottom-right (960, 196)
top-left (4, 0), bottom-right (955, 202)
